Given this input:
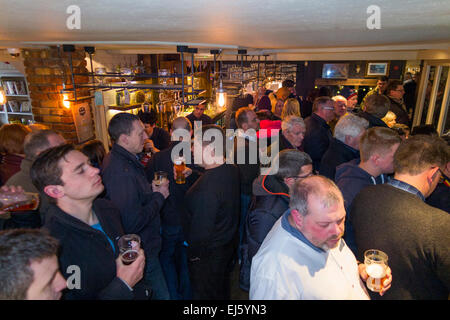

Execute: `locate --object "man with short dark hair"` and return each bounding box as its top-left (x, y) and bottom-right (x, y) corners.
top-left (351, 134), bottom-right (450, 299)
top-left (102, 112), bottom-right (170, 300)
top-left (240, 149), bottom-right (313, 291)
top-left (0, 228), bottom-right (66, 300)
top-left (184, 124), bottom-right (240, 300)
top-left (145, 116), bottom-right (197, 300)
top-left (282, 79), bottom-right (303, 107)
top-left (360, 76), bottom-right (389, 109)
top-left (386, 79), bottom-right (410, 126)
top-left (31, 144), bottom-right (147, 300)
top-left (319, 114), bottom-right (368, 180)
top-left (250, 175), bottom-right (392, 299)
top-left (303, 96), bottom-right (335, 172)
top-left (186, 103), bottom-right (212, 129)
top-left (138, 110), bottom-right (171, 152)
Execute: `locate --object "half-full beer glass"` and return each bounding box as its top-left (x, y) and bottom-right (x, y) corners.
top-left (153, 171), bottom-right (168, 186)
top-left (118, 234), bottom-right (141, 265)
top-left (364, 249), bottom-right (388, 292)
top-left (0, 191), bottom-right (39, 212)
top-left (174, 156), bottom-right (186, 184)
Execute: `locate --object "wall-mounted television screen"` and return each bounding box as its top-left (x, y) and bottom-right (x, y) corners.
top-left (322, 63), bottom-right (349, 79)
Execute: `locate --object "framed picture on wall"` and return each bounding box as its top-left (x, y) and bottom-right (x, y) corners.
top-left (366, 62), bottom-right (389, 77)
top-left (322, 63), bottom-right (349, 79)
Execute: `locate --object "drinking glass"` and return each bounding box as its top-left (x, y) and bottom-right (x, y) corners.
top-left (153, 171), bottom-right (168, 186)
top-left (364, 249), bottom-right (388, 292)
top-left (118, 234), bottom-right (141, 265)
top-left (0, 191), bottom-right (39, 212)
top-left (174, 157), bottom-right (186, 184)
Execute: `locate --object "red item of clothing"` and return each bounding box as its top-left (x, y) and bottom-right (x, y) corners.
top-left (257, 119), bottom-right (281, 139)
top-left (0, 153), bottom-right (24, 186)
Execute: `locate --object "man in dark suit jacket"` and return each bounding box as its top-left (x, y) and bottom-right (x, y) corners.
top-left (102, 113), bottom-right (170, 300)
top-left (351, 135), bottom-right (450, 300)
top-left (303, 96), bottom-right (336, 172)
top-left (319, 114), bottom-right (368, 180)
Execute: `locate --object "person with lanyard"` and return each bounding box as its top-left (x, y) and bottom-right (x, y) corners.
top-left (30, 144), bottom-right (148, 300)
top-left (351, 134), bottom-right (450, 299)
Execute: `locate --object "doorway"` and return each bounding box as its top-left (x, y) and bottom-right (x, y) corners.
top-left (413, 60), bottom-right (450, 135)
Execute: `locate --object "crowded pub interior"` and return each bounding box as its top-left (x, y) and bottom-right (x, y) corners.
top-left (0, 0), bottom-right (449, 303)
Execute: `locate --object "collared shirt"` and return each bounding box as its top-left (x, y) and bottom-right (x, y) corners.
top-left (250, 209), bottom-right (369, 300)
top-left (281, 209), bottom-right (324, 253)
top-left (388, 178), bottom-right (425, 202)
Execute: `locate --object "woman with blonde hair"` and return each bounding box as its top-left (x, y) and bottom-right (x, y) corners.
top-left (382, 111), bottom-right (397, 128)
top-left (281, 98), bottom-right (301, 120)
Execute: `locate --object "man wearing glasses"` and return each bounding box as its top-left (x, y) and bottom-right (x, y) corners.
top-left (351, 135), bottom-right (449, 299)
top-left (385, 80), bottom-right (410, 126)
top-left (303, 96), bottom-right (336, 172)
top-left (239, 149), bottom-right (313, 291)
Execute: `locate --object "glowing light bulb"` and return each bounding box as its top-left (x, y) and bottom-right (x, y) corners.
top-left (218, 92), bottom-right (226, 107)
top-left (63, 94), bottom-right (70, 109)
top-left (0, 89), bottom-right (5, 105)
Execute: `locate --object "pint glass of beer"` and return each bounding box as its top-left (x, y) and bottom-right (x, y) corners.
top-left (174, 156), bottom-right (186, 184)
top-left (0, 191), bottom-right (39, 212)
top-left (118, 234), bottom-right (141, 265)
top-left (364, 249), bottom-right (388, 292)
top-left (153, 171), bottom-right (168, 186)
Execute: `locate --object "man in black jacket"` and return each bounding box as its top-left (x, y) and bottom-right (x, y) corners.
top-left (319, 114), bottom-right (368, 180)
top-left (239, 149), bottom-right (313, 291)
top-left (303, 96), bottom-right (335, 172)
top-left (357, 94), bottom-right (390, 128)
top-left (146, 116), bottom-right (198, 300)
top-left (277, 115), bottom-right (306, 152)
top-left (385, 80), bottom-right (410, 126)
top-left (102, 112), bottom-right (170, 300)
top-left (138, 110), bottom-right (171, 152)
top-left (184, 125), bottom-right (240, 300)
top-left (30, 144), bottom-right (146, 300)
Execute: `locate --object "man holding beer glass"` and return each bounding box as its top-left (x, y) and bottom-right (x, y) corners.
top-left (30, 144), bottom-right (148, 299)
top-left (250, 175), bottom-right (392, 300)
top-left (352, 135), bottom-right (450, 299)
top-left (102, 113), bottom-right (170, 300)
top-left (146, 116), bottom-right (198, 300)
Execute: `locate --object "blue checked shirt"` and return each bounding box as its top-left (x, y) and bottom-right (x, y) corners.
top-left (388, 178), bottom-right (425, 202)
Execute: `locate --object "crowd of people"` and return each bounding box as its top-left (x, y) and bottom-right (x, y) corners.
top-left (0, 75), bottom-right (449, 300)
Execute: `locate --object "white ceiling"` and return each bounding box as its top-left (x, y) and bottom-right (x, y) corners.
top-left (1, 0), bottom-right (450, 59)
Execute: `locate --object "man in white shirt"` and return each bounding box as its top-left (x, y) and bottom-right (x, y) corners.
top-left (250, 175), bottom-right (392, 300)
